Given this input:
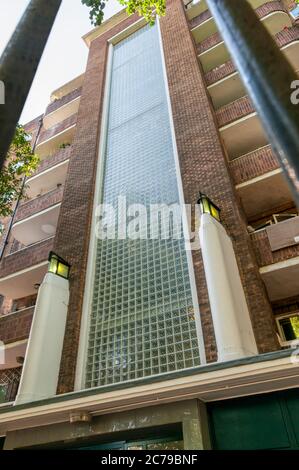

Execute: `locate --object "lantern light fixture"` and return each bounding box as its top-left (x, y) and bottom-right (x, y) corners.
top-left (48, 251), bottom-right (71, 280)
top-left (197, 192), bottom-right (221, 222)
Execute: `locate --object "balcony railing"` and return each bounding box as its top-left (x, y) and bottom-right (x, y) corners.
top-left (31, 146), bottom-right (71, 177)
top-left (230, 145), bottom-right (279, 185)
top-left (45, 87), bottom-right (82, 116)
top-left (251, 217), bottom-right (299, 267)
top-left (37, 113), bottom-right (77, 145)
top-left (15, 185), bottom-right (64, 223)
top-left (0, 368), bottom-right (22, 404)
top-left (0, 237), bottom-right (54, 279)
top-left (0, 306), bottom-right (34, 344)
top-left (216, 95), bottom-right (255, 127)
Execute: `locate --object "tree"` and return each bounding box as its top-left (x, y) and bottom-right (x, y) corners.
top-left (82, 0), bottom-right (166, 26)
top-left (0, 125), bottom-right (39, 221)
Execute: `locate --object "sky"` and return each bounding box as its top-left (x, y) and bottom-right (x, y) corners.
top-left (0, 0), bottom-right (122, 124)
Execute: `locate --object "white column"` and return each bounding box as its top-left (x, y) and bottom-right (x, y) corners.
top-left (15, 272), bottom-right (69, 405)
top-left (199, 213), bottom-right (258, 361)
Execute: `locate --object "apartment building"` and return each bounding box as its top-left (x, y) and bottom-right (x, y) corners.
top-left (0, 0), bottom-right (298, 450)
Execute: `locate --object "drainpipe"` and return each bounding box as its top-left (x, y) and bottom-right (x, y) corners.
top-left (206, 0), bottom-right (299, 205)
top-left (0, 0), bottom-right (62, 169)
top-left (0, 116), bottom-right (44, 262)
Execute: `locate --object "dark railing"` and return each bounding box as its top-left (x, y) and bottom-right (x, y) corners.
top-left (0, 368), bottom-right (22, 404)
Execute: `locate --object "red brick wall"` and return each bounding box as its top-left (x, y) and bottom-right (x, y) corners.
top-left (33, 147), bottom-right (71, 176)
top-left (0, 306), bottom-right (34, 344)
top-left (160, 0), bottom-right (278, 358)
top-left (15, 186), bottom-right (64, 223)
top-left (216, 95), bottom-right (255, 127)
top-left (45, 87), bottom-right (82, 116)
top-left (251, 229), bottom-right (299, 266)
top-left (38, 113), bottom-right (77, 144)
top-left (230, 145), bottom-right (279, 185)
top-left (0, 237), bottom-right (53, 279)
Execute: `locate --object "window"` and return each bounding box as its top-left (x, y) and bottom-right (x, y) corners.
top-left (277, 313), bottom-right (299, 342)
top-left (290, 5), bottom-right (299, 20)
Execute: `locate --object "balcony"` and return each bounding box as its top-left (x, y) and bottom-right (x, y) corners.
top-left (219, 98), bottom-right (268, 159)
top-left (0, 368), bottom-right (22, 404)
top-left (43, 87), bottom-right (81, 130)
top-left (11, 187), bottom-right (63, 246)
top-left (26, 148), bottom-right (70, 199)
top-left (205, 27), bottom-right (299, 109)
top-left (230, 145), bottom-right (279, 185)
top-left (0, 237), bottom-right (53, 299)
top-left (185, 0), bottom-right (208, 21)
top-left (0, 306), bottom-right (34, 345)
top-left (197, 3), bottom-right (293, 73)
top-left (251, 217), bottom-right (299, 300)
top-left (36, 114), bottom-right (77, 159)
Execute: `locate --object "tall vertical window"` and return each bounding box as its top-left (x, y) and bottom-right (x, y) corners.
top-left (85, 24), bottom-right (201, 388)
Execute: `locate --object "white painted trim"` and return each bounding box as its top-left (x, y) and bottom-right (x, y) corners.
top-left (44, 96), bottom-right (80, 122)
top-left (198, 40), bottom-right (225, 59)
top-left (108, 17), bottom-right (146, 45)
top-left (260, 256), bottom-right (299, 274)
top-left (207, 71), bottom-right (239, 90)
top-left (0, 261), bottom-right (48, 282)
top-left (26, 159), bottom-right (69, 185)
top-left (157, 19), bottom-right (206, 365)
top-left (236, 168), bottom-right (282, 189)
top-left (36, 124), bottom-right (76, 150)
top-left (74, 44), bottom-right (114, 391)
top-left (0, 307), bottom-right (34, 319)
top-left (191, 16), bottom-right (214, 34)
top-left (12, 203), bottom-right (61, 228)
top-left (276, 311), bottom-right (299, 343)
top-left (1, 355), bottom-right (298, 434)
top-left (219, 111), bottom-right (257, 132)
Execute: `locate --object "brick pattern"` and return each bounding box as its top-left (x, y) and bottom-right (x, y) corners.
top-left (256, 0), bottom-right (287, 17)
top-left (15, 186), bottom-right (64, 223)
top-left (55, 13), bottom-right (141, 394)
top-left (216, 95), bottom-right (255, 127)
top-left (276, 24), bottom-right (299, 45)
top-left (160, 0), bottom-right (278, 358)
top-left (205, 59), bottom-right (236, 86)
top-left (32, 147), bottom-right (71, 176)
top-left (197, 31), bottom-right (222, 54)
top-left (272, 294), bottom-right (299, 315)
top-left (0, 237), bottom-right (53, 279)
top-left (230, 145), bottom-right (279, 185)
top-left (45, 87), bottom-right (82, 116)
top-left (251, 229), bottom-right (299, 266)
top-left (38, 113), bottom-right (77, 145)
top-left (0, 307), bottom-right (34, 344)
top-left (189, 9), bottom-right (212, 29)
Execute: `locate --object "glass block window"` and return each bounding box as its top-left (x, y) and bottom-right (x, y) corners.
top-left (85, 24), bottom-right (201, 388)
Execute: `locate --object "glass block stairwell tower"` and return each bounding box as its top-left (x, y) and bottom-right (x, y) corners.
top-left (84, 23), bottom-right (203, 388)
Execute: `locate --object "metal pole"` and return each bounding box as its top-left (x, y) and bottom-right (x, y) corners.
top-left (0, 0), bottom-right (62, 168)
top-left (206, 0), bottom-right (299, 205)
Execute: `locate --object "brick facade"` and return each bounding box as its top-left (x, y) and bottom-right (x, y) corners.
top-left (15, 186), bottom-right (64, 223)
top-left (251, 229), bottom-right (299, 266)
top-left (32, 147), bottom-right (71, 176)
top-left (230, 145), bottom-right (279, 185)
top-left (45, 87), bottom-right (82, 116)
top-left (0, 306), bottom-right (34, 344)
top-left (216, 95), bottom-right (255, 127)
top-left (38, 113), bottom-right (77, 145)
top-left (160, 0), bottom-right (279, 358)
top-left (0, 237), bottom-right (53, 279)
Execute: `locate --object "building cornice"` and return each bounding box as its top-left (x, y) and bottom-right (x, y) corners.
top-left (83, 9), bottom-right (130, 47)
top-left (0, 351), bottom-right (298, 435)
